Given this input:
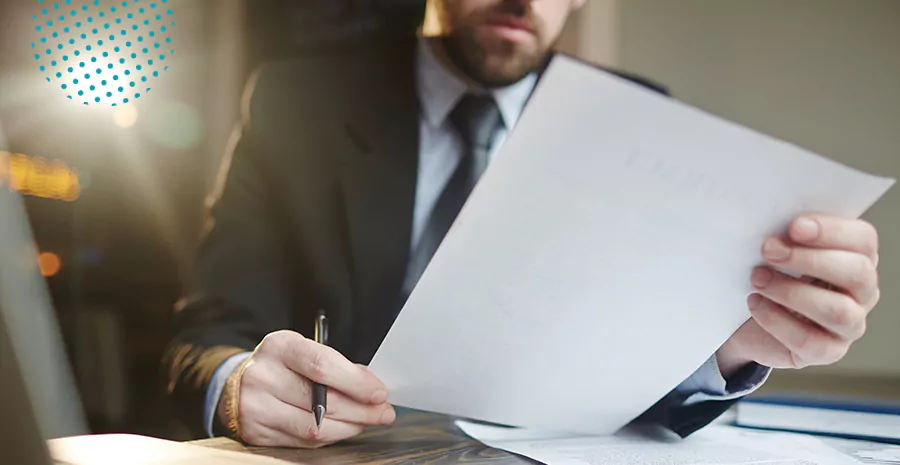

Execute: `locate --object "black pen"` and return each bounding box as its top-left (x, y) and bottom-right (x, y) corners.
top-left (312, 310), bottom-right (329, 430)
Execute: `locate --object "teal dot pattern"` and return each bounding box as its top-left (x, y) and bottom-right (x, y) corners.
top-left (32, 0), bottom-right (175, 106)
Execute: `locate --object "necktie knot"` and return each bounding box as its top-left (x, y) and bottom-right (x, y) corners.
top-left (449, 94), bottom-right (503, 150)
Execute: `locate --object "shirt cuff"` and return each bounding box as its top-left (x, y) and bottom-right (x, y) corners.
top-left (203, 352), bottom-right (252, 438)
top-left (675, 355), bottom-right (771, 406)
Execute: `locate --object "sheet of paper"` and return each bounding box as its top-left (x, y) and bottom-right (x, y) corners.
top-left (49, 434), bottom-right (291, 465)
top-left (818, 436), bottom-right (900, 465)
top-left (368, 55), bottom-right (896, 434)
top-left (457, 421), bottom-right (860, 465)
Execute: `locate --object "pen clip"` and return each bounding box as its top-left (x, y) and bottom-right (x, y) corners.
top-left (315, 310), bottom-right (329, 345)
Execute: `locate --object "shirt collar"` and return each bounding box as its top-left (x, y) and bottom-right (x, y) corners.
top-left (416, 37), bottom-right (538, 130)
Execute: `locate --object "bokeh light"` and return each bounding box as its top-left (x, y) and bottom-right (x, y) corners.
top-left (141, 100), bottom-right (203, 149)
top-left (30, 0), bottom-right (176, 106)
top-left (38, 251), bottom-right (62, 277)
top-left (112, 103), bottom-right (138, 128)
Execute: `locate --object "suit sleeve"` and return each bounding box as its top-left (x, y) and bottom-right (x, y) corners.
top-left (632, 361), bottom-right (768, 437)
top-left (163, 70), bottom-right (300, 437)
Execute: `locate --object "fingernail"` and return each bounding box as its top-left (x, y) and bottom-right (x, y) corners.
top-left (747, 293), bottom-right (764, 310)
top-left (751, 268), bottom-right (774, 289)
top-left (763, 238), bottom-right (792, 261)
top-left (380, 406), bottom-right (396, 425)
top-left (793, 217), bottom-right (820, 242)
top-left (371, 389), bottom-right (388, 404)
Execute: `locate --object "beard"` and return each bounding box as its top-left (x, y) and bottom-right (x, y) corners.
top-left (440, 1), bottom-right (552, 88)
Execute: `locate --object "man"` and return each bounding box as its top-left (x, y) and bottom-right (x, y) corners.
top-left (166, 0), bottom-right (882, 448)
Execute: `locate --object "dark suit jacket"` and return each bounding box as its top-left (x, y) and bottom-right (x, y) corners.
top-left (165, 28), bottom-right (741, 438)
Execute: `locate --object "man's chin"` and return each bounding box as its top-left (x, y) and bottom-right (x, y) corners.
top-left (475, 52), bottom-right (542, 87)
top-left (477, 30), bottom-right (539, 56)
top-left (442, 34), bottom-right (545, 87)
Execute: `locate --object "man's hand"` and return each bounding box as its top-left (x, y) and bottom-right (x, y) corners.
top-left (218, 330), bottom-right (396, 448)
top-left (717, 215), bottom-right (880, 376)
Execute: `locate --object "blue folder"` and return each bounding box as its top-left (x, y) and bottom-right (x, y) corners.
top-left (736, 393), bottom-right (900, 444)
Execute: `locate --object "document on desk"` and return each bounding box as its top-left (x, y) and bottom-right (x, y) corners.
top-left (49, 434), bottom-right (291, 465)
top-left (456, 421), bottom-right (859, 465)
top-left (368, 55), bottom-right (896, 434)
top-left (820, 436), bottom-right (900, 465)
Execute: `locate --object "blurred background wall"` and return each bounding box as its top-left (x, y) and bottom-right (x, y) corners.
top-left (562, 0), bottom-right (900, 382)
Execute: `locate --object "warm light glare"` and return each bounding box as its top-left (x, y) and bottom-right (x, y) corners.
top-left (38, 252), bottom-right (62, 278)
top-left (0, 151), bottom-right (82, 202)
top-left (113, 103), bottom-right (139, 128)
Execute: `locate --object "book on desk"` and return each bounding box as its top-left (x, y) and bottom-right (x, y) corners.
top-left (736, 393), bottom-right (900, 444)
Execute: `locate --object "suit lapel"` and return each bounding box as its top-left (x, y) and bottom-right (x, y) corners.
top-left (337, 35), bottom-right (420, 362)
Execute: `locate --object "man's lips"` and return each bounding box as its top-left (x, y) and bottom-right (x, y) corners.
top-left (484, 15), bottom-right (535, 34)
top-left (481, 14), bottom-right (536, 42)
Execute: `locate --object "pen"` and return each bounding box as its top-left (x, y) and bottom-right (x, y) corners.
top-left (312, 310), bottom-right (328, 430)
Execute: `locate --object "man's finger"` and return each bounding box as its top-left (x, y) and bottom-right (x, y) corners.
top-left (761, 238), bottom-right (879, 306)
top-left (787, 215), bottom-right (878, 262)
top-left (252, 362), bottom-right (395, 426)
top-left (239, 419), bottom-right (309, 448)
top-left (750, 267), bottom-right (867, 341)
top-left (269, 332), bottom-right (388, 405)
top-left (322, 388), bottom-right (396, 425)
top-left (728, 316), bottom-right (796, 370)
top-left (244, 391), bottom-right (365, 448)
top-left (748, 294), bottom-right (848, 367)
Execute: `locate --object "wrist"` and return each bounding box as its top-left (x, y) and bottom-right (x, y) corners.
top-left (217, 358), bottom-right (251, 439)
top-left (715, 343), bottom-right (754, 379)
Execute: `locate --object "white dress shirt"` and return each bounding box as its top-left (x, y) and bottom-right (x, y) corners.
top-left (410, 38), bottom-right (538, 252)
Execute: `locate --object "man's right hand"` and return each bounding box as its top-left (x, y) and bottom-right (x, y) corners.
top-left (217, 330), bottom-right (396, 448)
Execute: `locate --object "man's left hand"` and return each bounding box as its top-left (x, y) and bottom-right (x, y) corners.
top-left (716, 214), bottom-right (881, 376)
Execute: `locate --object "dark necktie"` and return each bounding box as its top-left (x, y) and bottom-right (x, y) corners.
top-left (404, 94), bottom-right (504, 292)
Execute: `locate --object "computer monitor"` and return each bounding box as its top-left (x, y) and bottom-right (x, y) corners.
top-left (0, 186), bottom-right (88, 465)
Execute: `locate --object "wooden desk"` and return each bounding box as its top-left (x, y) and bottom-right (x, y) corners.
top-left (190, 374), bottom-right (900, 464)
top-left (191, 409), bottom-right (530, 464)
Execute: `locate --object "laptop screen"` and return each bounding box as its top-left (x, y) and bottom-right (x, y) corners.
top-left (0, 186), bottom-right (87, 460)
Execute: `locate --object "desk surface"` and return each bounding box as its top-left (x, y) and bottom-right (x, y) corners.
top-left (191, 409), bottom-right (529, 464)
top-left (190, 373), bottom-right (900, 464)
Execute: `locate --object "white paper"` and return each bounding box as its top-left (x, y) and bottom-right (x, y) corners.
top-left (456, 421), bottom-right (860, 465)
top-left (49, 434), bottom-right (290, 465)
top-left (368, 55), bottom-right (896, 434)
top-left (819, 436), bottom-right (900, 465)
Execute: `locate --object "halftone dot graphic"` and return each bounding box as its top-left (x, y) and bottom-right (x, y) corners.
top-left (32, 0), bottom-right (175, 106)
